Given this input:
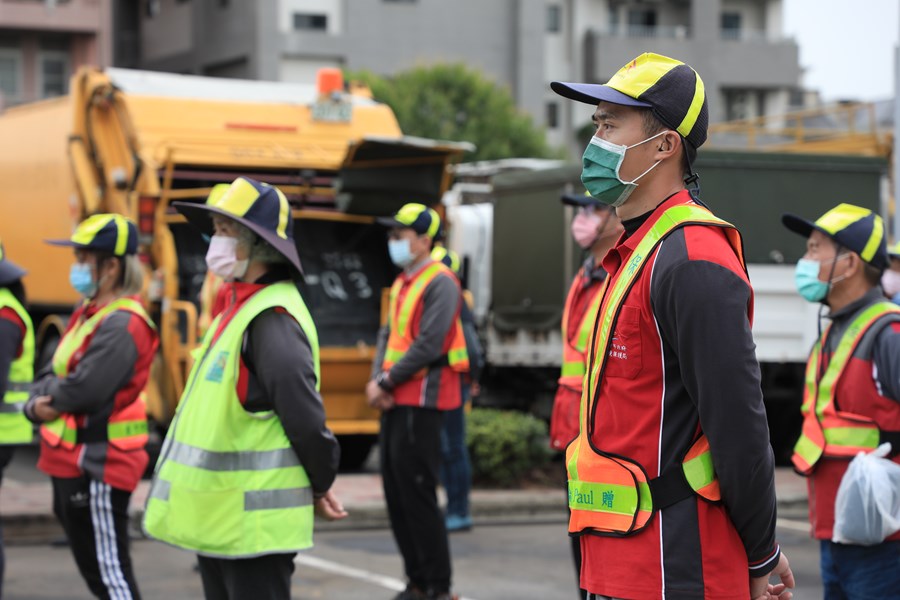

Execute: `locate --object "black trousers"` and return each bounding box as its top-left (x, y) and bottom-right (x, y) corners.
top-left (196, 553), bottom-right (296, 600)
top-left (51, 476), bottom-right (141, 600)
top-left (381, 406), bottom-right (451, 594)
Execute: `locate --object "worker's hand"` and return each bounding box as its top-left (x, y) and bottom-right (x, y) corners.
top-left (750, 552), bottom-right (794, 600)
top-left (314, 489), bottom-right (348, 521)
top-left (31, 396), bottom-right (60, 423)
top-left (375, 394), bottom-right (395, 411)
top-left (365, 380), bottom-right (395, 410)
top-left (470, 382), bottom-right (481, 397)
top-left (365, 379), bottom-right (382, 405)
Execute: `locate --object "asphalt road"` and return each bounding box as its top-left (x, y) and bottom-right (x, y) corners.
top-left (4, 519), bottom-right (824, 599)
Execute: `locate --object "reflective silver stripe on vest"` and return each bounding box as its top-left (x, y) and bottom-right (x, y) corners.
top-left (149, 478), bottom-right (171, 501)
top-left (5, 382), bottom-right (30, 393)
top-left (167, 440), bottom-right (301, 472)
top-left (0, 402), bottom-right (25, 413)
top-left (245, 488), bottom-right (313, 511)
top-left (147, 479), bottom-right (311, 512)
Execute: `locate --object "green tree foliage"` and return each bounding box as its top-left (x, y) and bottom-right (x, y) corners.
top-left (466, 408), bottom-right (551, 486)
top-left (347, 64), bottom-right (560, 162)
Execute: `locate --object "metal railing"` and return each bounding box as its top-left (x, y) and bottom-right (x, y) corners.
top-left (707, 102), bottom-right (891, 156)
top-left (597, 25), bottom-right (690, 39)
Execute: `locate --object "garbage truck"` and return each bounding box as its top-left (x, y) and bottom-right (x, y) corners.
top-left (0, 66), bottom-right (469, 467)
top-left (444, 151), bottom-right (888, 463)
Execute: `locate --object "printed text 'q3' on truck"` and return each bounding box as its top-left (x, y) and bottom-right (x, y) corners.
top-left (0, 67), bottom-right (472, 468)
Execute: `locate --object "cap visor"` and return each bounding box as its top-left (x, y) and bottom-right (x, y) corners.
top-left (44, 239), bottom-right (90, 249)
top-left (561, 193), bottom-right (601, 207)
top-left (550, 81), bottom-right (653, 108)
top-left (781, 214), bottom-right (816, 238)
top-left (174, 202), bottom-right (305, 277)
top-left (375, 216), bottom-right (406, 229)
top-left (0, 261), bottom-right (26, 285)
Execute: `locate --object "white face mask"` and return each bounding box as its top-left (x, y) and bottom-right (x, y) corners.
top-left (205, 235), bottom-right (249, 280)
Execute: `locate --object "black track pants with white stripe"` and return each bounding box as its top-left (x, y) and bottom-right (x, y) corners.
top-left (51, 476), bottom-right (141, 600)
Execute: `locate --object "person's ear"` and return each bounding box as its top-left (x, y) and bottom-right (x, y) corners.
top-left (654, 131), bottom-right (681, 161)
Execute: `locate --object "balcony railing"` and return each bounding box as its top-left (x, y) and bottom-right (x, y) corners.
top-left (721, 28), bottom-right (783, 42)
top-left (596, 25), bottom-right (690, 39)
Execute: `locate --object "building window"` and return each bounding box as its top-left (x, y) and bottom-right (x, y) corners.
top-left (0, 49), bottom-right (22, 105)
top-left (721, 12), bottom-right (741, 39)
top-left (627, 8), bottom-right (657, 36)
top-left (546, 102), bottom-right (559, 129)
top-left (547, 5), bottom-right (561, 33)
top-left (293, 13), bottom-right (328, 31)
top-left (39, 51), bottom-right (69, 99)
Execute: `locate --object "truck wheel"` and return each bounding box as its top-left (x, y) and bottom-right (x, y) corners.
top-left (338, 435), bottom-right (376, 471)
top-left (36, 331), bottom-right (60, 371)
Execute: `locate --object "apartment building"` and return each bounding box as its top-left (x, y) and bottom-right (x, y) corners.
top-left (0, 0), bottom-right (113, 106)
top-left (131, 0), bottom-right (802, 151)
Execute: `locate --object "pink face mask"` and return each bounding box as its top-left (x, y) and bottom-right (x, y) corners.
top-left (205, 235), bottom-right (249, 280)
top-left (882, 270), bottom-right (900, 297)
top-left (571, 211), bottom-right (603, 249)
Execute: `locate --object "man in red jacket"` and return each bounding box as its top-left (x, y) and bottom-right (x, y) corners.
top-left (552, 52), bottom-right (793, 599)
top-left (783, 203), bottom-right (900, 599)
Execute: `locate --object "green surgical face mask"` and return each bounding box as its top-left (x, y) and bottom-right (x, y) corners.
top-left (580, 131), bottom-right (668, 207)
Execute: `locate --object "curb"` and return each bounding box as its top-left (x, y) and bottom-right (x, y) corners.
top-left (2, 492), bottom-right (807, 543)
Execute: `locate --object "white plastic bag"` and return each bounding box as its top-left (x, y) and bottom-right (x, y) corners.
top-left (832, 443), bottom-right (900, 546)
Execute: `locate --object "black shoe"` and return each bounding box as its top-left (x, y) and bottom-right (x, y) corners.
top-left (393, 584), bottom-right (427, 600)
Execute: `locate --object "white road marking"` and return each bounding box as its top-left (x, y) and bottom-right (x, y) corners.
top-left (776, 518), bottom-right (812, 533)
top-left (294, 553), bottom-right (480, 600)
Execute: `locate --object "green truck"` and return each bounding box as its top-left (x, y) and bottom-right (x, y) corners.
top-left (446, 150), bottom-right (888, 463)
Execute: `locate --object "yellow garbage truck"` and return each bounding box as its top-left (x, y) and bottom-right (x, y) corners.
top-left (0, 67), bottom-right (469, 466)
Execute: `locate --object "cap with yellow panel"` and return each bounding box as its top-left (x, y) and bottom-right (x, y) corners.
top-left (376, 203), bottom-right (442, 239)
top-left (782, 203), bottom-right (889, 270)
top-left (173, 176), bottom-right (303, 275)
top-left (431, 246), bottom-right (460, 274)
top-left (45, 214), bottom-right (138, 257)
top-left (551, 52), bottom-right (708, 154)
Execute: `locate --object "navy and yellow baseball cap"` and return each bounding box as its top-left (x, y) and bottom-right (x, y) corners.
top-left (0, 239), bottom-right (26, 285)
top-left (173, 177), bottom-right (303, 275)
top-left (376, 203), bottom-right (441, 238)
top-left (431, 246), bottom-right (460, 273)
top-left (782, 203), bottom-right (889, 270)
top-left (46, 214), bottom-right (138, 256)
top-left (888, 241), bottom-right (900, 259)
top-left (561, 191), bottom-right (608, 209)
top-left (551, 53), bottom-right (708, 152)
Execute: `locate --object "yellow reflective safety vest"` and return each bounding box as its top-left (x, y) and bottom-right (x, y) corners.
top-left (558, 268), bottom-right (605, 388)
top-left (384, 260), bottom-right (469, 374)
top-left (0, 288), bottom-right (34, 444)
top-left (792, 301), bottom-right (900, 475)
top-left (144, 282), bottom-right (318, 558)
top-left (567, 204), bottom-right (745, 536)
top-left (41, 297), bottom-right (152, 451)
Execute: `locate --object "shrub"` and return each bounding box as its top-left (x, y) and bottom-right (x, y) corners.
top-left (466, 408), bottom-right (551, 486)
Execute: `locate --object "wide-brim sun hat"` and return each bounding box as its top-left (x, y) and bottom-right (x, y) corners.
top-left (173, 177), bottom-right (303, 276)
top-left (782, 203), bottom-right (889, 270)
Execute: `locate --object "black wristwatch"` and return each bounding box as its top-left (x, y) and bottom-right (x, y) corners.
top-left (375, 371), bottom-right (395, 392)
